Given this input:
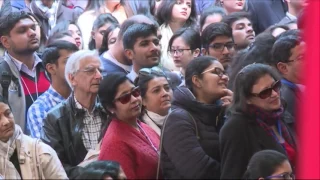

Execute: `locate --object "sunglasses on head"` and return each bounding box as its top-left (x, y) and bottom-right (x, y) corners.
top-left (113, 87), bottom-right (141, 104)
top-left (139, 66), bottom-right (166, 77)
top-left (252, 80), bottom-right (281, 99)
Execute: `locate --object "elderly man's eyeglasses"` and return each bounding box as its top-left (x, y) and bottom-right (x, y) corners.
top-left (208, 42), bottom-right (235, 52)
top-left (168, 49), bottom-right (192, 56)
top-left (201, 67), bottom-right (226, 78)
top-left (113, 87), bottom-right (141, 104)
top-left (76, 67), bottom-right (104, 76)
top-left (251, 80), bottom-right (281, 99)
top-left (265, 172), bottom-right (295, 180)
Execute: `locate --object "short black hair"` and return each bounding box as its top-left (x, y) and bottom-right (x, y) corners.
top-left (201, 22), bottom-right (233, 49)
top-left (200, 6), bottom-right (226, 31)
top-left (264, 24), bottom-right (290, 36)
top-left (122, 23), bottom-right (158, 50)
top-left (156, 0), bottom-right (197, 27)
top-left (46, 31), bottom-right (73, 46)
top-left (270, 32), bottom-right (301, 67)
top-left (243, 150), bottom-right (288, 180)
top-left (88, 13), bottom-right (119, 50)
top-left (0, 11), bottom-right (37, 37)
top-left (185, 56), bottom-right (219, 93)
top-left (222, 11), bottom-right (252, 28)
top-left (42, 41), bottom-right (78, 78)
top-left (78, 161), bottom-right (121, 180)
top-left (168, 27), bottom-right (201, 52)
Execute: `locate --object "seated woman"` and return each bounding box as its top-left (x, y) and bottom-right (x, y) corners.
top-left (135, 67), bottom-right (174, 135)
top-left (220, 63), bottom-right (296, 179)
top-left (0, 100), bottom-right (67, 179)
top-left (168, 27), bottom-right (201, 86)
top-left (78, 161), bottom-right (127, 180)
top-left (160, 56), bottom-right (232, 179)
top-left (243, 150), bottom-right (294, 180)
top-left (98, 73), bottom-right (160, 179)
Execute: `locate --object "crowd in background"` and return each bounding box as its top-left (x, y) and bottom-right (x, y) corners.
top-left (0, 0), bottom-right (306, 179)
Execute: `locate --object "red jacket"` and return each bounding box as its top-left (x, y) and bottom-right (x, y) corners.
top-left (98, 119), bottom-right (160, 179)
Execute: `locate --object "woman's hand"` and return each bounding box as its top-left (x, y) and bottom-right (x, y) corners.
top-left (221, 89), bottom-right (233, 107)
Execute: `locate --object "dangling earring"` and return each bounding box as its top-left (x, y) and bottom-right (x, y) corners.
top-left (220, 0), bottom-right (224, 5)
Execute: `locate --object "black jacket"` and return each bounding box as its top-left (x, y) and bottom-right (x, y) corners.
top-left (220, 111), bottom-right (296, 179)
top-left (41, 96), bottom-right (109, 179)
top-left (160, 87), bottom-right (224, 179)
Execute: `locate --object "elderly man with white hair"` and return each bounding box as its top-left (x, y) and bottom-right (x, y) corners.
top-left (41, 50), bottom-right (108, 179)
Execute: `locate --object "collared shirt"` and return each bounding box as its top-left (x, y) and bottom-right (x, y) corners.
top-left (27, 86), bottom-right (65, 138)
top-left (286, 12), bottom-right (297, 21)
top-left (127, 70), bottom-right (138, 82)
top-left (74, 96), bottom-right (102, 150)
top-left (103, 51), bottom-right (132, 73)
top-left (6, 52), bottom-right (42, 78)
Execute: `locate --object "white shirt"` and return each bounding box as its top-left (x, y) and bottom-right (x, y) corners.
top-left (102, 51), bottom-right (132, 73)
top-left (6, 52), bottom-right (42, 78)
top-left (127, 70), bottom-right (138, 82)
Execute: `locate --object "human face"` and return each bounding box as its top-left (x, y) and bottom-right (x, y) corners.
top-left (128, 35), bottom-right (161, 69)
top-left (231, 18), bottom-right (255, 50)
top-left (55, 50), bottom-right (74, 85)
top-left (284, 42), bottom-right (305, 84)
top-left (196, 61), bottom-right (229, 102)
top-left (107, 27), bottom-right (120, 50)
top-left (70, 56), bottom-right (102, 94)
top-left (248, 75), bottom-right (281, 111)
top-left (267, 160), bottom-right (293, 180)
top-left (1, 18), bottom-right (40, 55)
top-left (221, 0), bottom-right (245, 14)
top-left (68, 24), bottom-right (83, 49)
top-left (112, 80), bottom-right (142, 121)
top-left (142, 77), bottom-right (173, 116)
top-left (206, 36), bottom-right (235, 69)
top-left (92, 24), bottom-right (109, 50)
top-left (171, 0), bottom-right (192, 23)
top-left (202, 14), bottom-right (223, 32)
top-left (170, 37), bottom-right (196, 69)
top-left (0, 103), bottom-right (15, 142)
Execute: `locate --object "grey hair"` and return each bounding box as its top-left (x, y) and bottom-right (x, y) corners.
top-left (65, 50), bottom-right (98, 89)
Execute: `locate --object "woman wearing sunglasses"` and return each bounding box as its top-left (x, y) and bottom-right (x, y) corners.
top-left (220, 63), bottom-right (296, 179)
top-left (135, 67), bottom-right (173, 136)
top-left (160, 56), bottom-right (231, 179)
top-left (97, 73), bottom-right (160, 179)
top-left (243, 150), bottom-right (295, 180)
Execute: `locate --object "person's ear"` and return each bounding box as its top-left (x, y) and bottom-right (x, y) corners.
top-left (193, 48), bottom-right (201, 57)
top-left (201, 48), bottom-right (207, 55)
top-left (91, 31), bottom-right (95, 40)
top-left (0, 36), bottom-right (11, 49)
top-left (246, 98), bottom-right (253, 105)
top-left (107, 106), bottom-right (116, 115)
top-left (192, 75), bottom-right (202, 88)
top-left (277, 62), bottom-right (289, 75)
top-left (124, 49), bottom-right (134, 60)
top-left (142, 98), bottom-right (148, 107)
top-left (46, 63), bottom-right (56, 76)
top-left (68, 73), bottom-right (76, 87)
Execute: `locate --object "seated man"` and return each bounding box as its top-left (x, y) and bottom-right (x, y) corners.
top-left (222, 12), bottom-right (255, 52)
top-left (269, 30), bottom-right (304, 131)
top-left (41, 50), bottom-right (109, 179)
top-left (27, 41), bottom-right (78, 138)
top-left (201, 22), bottom-right (235, 71)
top-left (0, 98), bottom-right (67, 179)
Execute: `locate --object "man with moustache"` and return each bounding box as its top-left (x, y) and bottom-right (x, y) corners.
top-left (0, 11), bottom-right (50, 134)
top-left (41, 50), bottom-right (108, 179)
top-left (201, 22), bottom-right (235, 71)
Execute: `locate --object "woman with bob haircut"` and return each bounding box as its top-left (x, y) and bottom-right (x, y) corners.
top-left (220, 63), bottom-right (296, 179)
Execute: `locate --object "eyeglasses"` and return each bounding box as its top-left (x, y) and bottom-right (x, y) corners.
top-left (251, 80), bottom-right (281, 99)
top-left (113, 87), bottom-right (141, 104)
top-left (139, 66), bottom-right (166, 77)
top-left (265, 172), bottom-right (295, 180)
top-left (287, 54), bottom-right (304, 63)
top-left (168, 49), bottom-right (192, 56)
top-left (77, 67), bottom-right (104, 76)
top-left (201, 67), bottom-right (226, 78)
top-left (208, 42), bottom-right (235, 52)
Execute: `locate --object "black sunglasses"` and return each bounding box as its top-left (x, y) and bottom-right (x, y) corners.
top-left (252, 80), bottom-right (281, 99)
top-left (113, 87), bottom-right (141, 104)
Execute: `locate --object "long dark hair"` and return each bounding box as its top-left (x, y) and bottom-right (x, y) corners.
top-left (229, 63), bottom-right (281, 114)
top-left (99, 24), bottom-right (120, 55)
top-left (156, 0), bottom-right (197, 27)
top-left (243, 150), bottom-right (289, 180)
